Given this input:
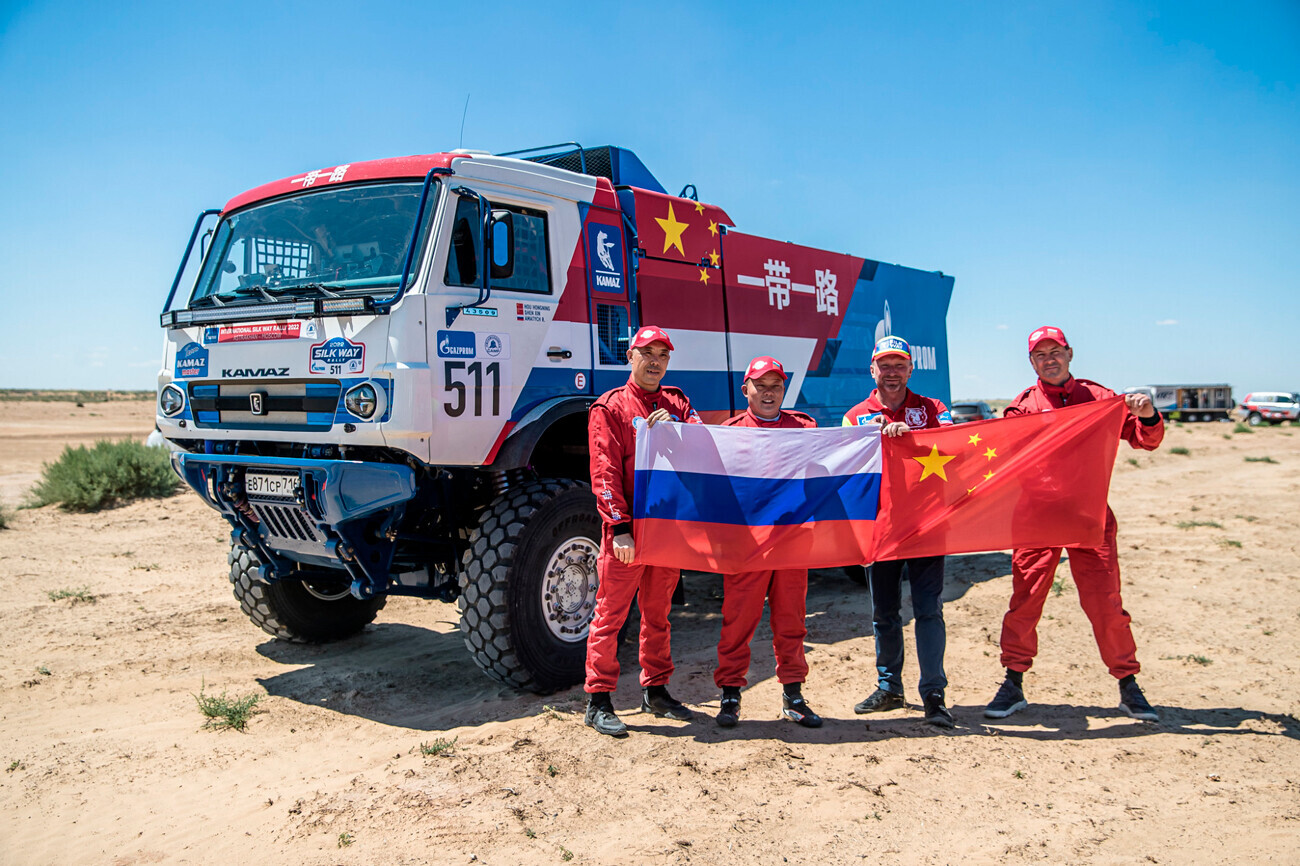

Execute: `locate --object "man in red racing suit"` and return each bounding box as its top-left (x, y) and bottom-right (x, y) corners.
top-left (713, 356), bottom-right (823, 730)
top-left (584, 325), bottom-right (702, 738)
top-left (984, 325), bottom-right (1165, 723)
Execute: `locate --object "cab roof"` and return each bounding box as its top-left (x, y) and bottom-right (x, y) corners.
top-left (223, 153), bottom-right (461, 214)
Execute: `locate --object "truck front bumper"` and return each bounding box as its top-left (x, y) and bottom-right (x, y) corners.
top-left (175, 452), bottom-right (417, 599)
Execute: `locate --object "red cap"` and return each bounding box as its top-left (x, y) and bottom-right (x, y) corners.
top-left (631, 325), bottom-right (674, 351)
top-left (743, 356), bottom-right (788, 382)
top-left (1027, 326), bottom-right (1069, 352)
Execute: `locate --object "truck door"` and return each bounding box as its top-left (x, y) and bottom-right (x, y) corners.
top-left (584, 212), bottom-right (635, 395)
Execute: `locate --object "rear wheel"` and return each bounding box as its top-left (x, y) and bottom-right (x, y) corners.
top-left (1248, 412), bottom-right (1264, 427)
top-left (228, 541), bottom-right (386, 642)
top-left (459, 479), bottom-right (600, 692)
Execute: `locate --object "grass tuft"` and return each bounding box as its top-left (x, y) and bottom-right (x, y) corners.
top-left (1051, 578), bottom-right (1067, 597)
top-left (1217, 539), bottom-right (1243, 549)
top-left (419, 736), bottom-right (458, 757)
top-left (1162, 653), bottom-right (1213, 666)
top-left (1126, 457), bottom-right (1139, 467)
top-left (1233, 423), bottom-right (1253, 434)
top-left (193, 681), bottom-right (263, 732)
top-left (560, 845), bottom-right (574, 861)
top-left (47, 586), bottom-right (96, 604)
top-left (0, 501), bottom-right (10, 530)
top-left (1244, 456), bottom-right (1278, 464)
top-left (337, 832), bottom-right (354, 848)
top-left (27, 440), bottom-right (178, 512)
top-left (1169, 446), bottom-right (1191, 456)
top-left (1176, 520), bottom-right (1222, 530)
top-left (546, 764), bottom-right (559, 777)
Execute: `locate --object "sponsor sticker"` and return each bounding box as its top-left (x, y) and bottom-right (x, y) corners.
top-left (905, 407), bottom-right (927, 428)
top-left (483, 334), bottom-right (505, 358)
top-left (437, 330), bottom-right (476, 358)
top-left (175, 341), bottom-right (208, 379)
top-left (309, 337), bottom-right (365, 375)
top-left (587, 224), bottom-right (624, 295)
top-left (203, 321), bottom-right (315, 344)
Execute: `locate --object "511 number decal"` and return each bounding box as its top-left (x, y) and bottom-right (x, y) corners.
top-left (443, 361), bottom-right (501, 417)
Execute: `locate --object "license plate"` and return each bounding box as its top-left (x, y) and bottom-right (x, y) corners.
top-left (245, 472), bottom-right (300, 499)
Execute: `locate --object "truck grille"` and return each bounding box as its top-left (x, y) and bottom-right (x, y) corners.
top-left (190, 381), bottom-right (339, 431)
top-left (251, 500), bottom-right (322, 543)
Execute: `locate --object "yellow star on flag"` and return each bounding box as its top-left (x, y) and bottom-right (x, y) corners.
top-left (983, 469), bottom-right (995, 481)
top-left (968, 433), bottom-right (982, 446)
top-left (984, 447), bottom-right (997, 460)
top-left (694, 200), bottom-right (705, 214)
top-left (913, 445), bottom-right (956, 482)
top-left (656, 203), bottom-right (690, 256)
top-left (708, 220), bottom-right (719, 237)
top-left (698, 268), bottom-right (710, 284)
top-left (708, 248), bottom-right (721, 266)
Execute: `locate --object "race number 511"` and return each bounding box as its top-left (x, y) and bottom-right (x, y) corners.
top-left (443, 360), bottom-right (502, 417)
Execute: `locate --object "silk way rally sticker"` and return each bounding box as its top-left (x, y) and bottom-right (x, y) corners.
top-left (309, 337), bottom-right (365, 375)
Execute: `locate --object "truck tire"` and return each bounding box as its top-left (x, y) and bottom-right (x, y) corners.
top-left (1248, 412), bottom-right (1263, 427)
top-left (459, 479), bottom-right (601, 693)
top-left (228, 541), bottom-right (386, 643)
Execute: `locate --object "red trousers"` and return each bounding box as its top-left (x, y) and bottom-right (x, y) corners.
top-left (714, 569), bottom-right (809, 688)
top-left (584, 526), bottom-right (679, 693)
top-left (1000, 508), bottom-right (1140, 680)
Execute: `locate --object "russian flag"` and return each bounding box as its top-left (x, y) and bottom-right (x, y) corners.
top-left (632, 421), bottom-right (882, 572)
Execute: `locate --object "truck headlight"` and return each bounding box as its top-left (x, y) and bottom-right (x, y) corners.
top-left (159, 384), bottom-right (185, 416)
top-left (343, 382), bottom-right (380, 419)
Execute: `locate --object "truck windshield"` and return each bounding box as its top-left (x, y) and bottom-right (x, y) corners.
top-left (188, 181), bottom-right (435, 306)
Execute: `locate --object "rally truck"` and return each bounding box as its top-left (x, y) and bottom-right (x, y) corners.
top-left (156, 143), bottom-right (954, 692)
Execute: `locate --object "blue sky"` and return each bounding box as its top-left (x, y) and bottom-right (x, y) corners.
top-left (1, 0), bottom-right (1296, 398)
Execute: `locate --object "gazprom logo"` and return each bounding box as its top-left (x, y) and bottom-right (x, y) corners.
top-left (436, 330), bottom-right (476, 358)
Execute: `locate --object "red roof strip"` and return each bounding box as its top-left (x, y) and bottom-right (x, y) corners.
top-left (222, 153), bottom-right (464, 214)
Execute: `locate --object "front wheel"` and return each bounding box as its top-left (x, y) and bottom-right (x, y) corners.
top-left (1247, 412), bottom-right (1264, 427)
top-left (228, 541), bottom-right (386, 642)
top-left (459, 479), bottom-right (601, 692)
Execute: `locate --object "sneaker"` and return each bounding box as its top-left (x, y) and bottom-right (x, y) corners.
top-left (781, 694), bottom-right (824, 728)
top-left (853, 687), bottom-right (905, 714)
top-left (584, 695), bottom-right (628, 738)
top-left (716, 687), bottom-right (741, 728)
top-left (1119, 678), bottom-right (1159, 722)
top-left (642, 685), bottom-right (693, 721)
top-left (923, 691), bottom-right (955, 728)
top-left (983, 677), bottom-right (1028, 719)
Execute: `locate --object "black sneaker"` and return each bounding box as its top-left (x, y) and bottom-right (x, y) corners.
top-left (584, 694), bottom-right (628, 738)
top-left (642, 685), bottom-right (693, 721)
top-left (923, 691), bottom-right (955, 728)
top-left (716, 687), bottom-right (741, 728)
top-left (983, 677), bottom-right (1027, 719)
top-left (853, 687), bottom-right (905, 714)
top-left (781, 694), bottom-right (824, 728)
top-left (1119, 678), bottom-right (1159, 722)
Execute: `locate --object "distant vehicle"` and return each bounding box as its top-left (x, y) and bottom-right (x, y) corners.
top-left (1236, 392), bottom-right (1300, 426)
top-left (950, 401), bottom-right (996, 423)
top-left (1124, 384), bottom-right (1233, 422)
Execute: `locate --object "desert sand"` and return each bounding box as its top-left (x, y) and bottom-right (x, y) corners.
top-left (0, 398), bottom-right (1296, 865)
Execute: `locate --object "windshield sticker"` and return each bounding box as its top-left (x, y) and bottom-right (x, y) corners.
top-left (516, 302), bottom-right (551, 322)
top-left (290, 164), bottom-right (350, 188)
top-left (203, 322), bottom-right (317, 345)
top-left (175, 342), bottom-right (209, 379)
top-left (437, 330), bottom-right (476, 358)
top-left (309, 337), bottom-right (365, 375)
top-left (462, 306), bottom-right (498, 318)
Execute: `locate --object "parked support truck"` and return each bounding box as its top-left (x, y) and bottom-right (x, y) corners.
top-left (156, 144), bottom-right (954, 691)
top-left (1125, 384), bottom-right (1233, 423)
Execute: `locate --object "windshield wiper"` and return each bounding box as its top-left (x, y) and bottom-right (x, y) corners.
top-left (265, 282), bottom-right (343, 299)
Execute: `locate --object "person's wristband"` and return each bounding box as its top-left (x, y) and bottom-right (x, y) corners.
top-left (611, 522), bottom-right (632, 536)
top-left (1139, 409), bottom-right (1161, 427)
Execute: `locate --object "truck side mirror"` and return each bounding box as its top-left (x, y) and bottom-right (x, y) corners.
top-left (490, 210), bottom-right (514, 280)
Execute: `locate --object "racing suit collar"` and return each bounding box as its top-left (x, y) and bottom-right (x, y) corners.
top-left (1038, 376), bottom-right (1076, 401)
top-left (624, 376), bottom-right (663, 404)
top-left (746, 407), bottom-right (783, 425)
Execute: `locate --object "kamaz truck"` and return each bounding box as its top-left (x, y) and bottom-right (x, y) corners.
top-left (156, 144), bottom-right (954, 692)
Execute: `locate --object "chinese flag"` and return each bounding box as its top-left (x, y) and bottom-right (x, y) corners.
top-left (871, 396), bottom-right (1128, 561)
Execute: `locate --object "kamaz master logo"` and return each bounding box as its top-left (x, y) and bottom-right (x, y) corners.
top-left (587, 225), bottom-right (624, 294)
top-left (221, 367), bottom-right (289, 378)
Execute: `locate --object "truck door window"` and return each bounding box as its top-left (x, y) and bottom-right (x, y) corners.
top-left (490, 208), bottom-right (551, 295)
top-left (444, 197), bottom-right (481, 287)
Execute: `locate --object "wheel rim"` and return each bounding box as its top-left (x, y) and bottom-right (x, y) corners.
top-left (541, 536), bottom-right (600, 643)
top-left (302, 580), bottom-right (352, 602)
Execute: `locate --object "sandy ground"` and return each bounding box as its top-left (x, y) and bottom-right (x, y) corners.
top-left (0, 400), bottom-right (1297, 865)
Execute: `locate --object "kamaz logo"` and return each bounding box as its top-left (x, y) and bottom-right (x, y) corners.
top-left (221, 368), bottom-right (289, 378)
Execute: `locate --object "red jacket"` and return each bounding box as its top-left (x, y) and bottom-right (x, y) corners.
top-left (589, 377), bottom-right (701, 531)
top-left (842, 389), bottom-right (953, 429)
top-left (722, 408), bottom-right (817, 429)
top-left (1005, 377), bottom-right (1164, 450)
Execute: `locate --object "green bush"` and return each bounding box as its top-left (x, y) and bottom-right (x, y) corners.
top-left (0, 502), bottom-right (9, 530)
top-left (27, 440), bottom-right (178, 512)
